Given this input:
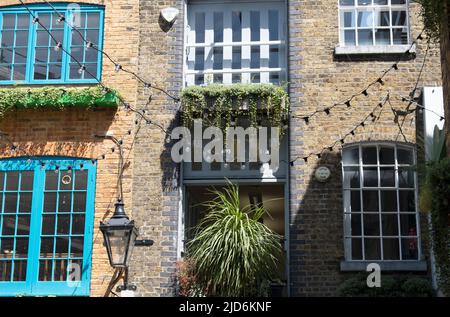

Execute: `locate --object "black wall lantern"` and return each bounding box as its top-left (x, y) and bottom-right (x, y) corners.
top-left (100, 199), bottom-right (138, 268)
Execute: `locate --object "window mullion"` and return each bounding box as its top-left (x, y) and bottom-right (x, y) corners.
top-left (394, 144), bottom-right (403, 260)
top-left (241, 10), bottom-right (251, 83)
top-left (359, 145), bottom-right (365, 261)
top-left (223, 9), bottom-right (232, 84)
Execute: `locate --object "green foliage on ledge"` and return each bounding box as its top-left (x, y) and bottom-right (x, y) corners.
top-left (415, 0), bottom-right (446, 41)
top-left (180, 84), bottom-right (289, 132)
top-left (0, 86), bottom-right (119, 117)
top-left (428, 158), bottom-right (450, 295)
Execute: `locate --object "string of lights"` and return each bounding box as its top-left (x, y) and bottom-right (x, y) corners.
top-left (291, 29), bottom-right (425, 123)
top-left (290, 92), bottom-right (390, 165)
top-left (41, 0), bottom-right (180, 102)
top-left (17, 0), bottom-right (170, 136)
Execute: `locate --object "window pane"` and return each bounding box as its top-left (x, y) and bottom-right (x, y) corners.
top-left (251, 47), bottom-right (260, 69)
top-left (363, 190), bottom-right (378, 211)
top-left (351, 213), bottom-right (362, 235)
top-left (393, 28), bottom-right (408, 44)
top-left (400, 214), bottom-right (417, 236)
top-left (195, 12), bottom-right (205, 43)
top-left (398, 167), bottom-right (415, 188)
top-left (58, 192), bottom-right (72, 213)
top-left (40, 237), bottom-right (54, 257)
top-left (250, 11), bottom-right (260, 41)
top-left (53, 259), bottom-right (68, 281)
top-left (194, 47), bottom-right (204, 70)
top-left (86, 30), bottom-right (99, 44)
top-left (344, 167), bottom-right (360, 188)
top-left (2, 14), bottom-right (16, 29)
top-left (73, 192), bottom-right (86, 213)
top-left (343, 147), bottom-right (359, 164)
top-left (379, 146), bottom-right (394, 164)
top-left (87, 12), bottom-right (100, 28)
top-left (48, 64), bottom-right (62, 79)
top-left (0, 64), bottom-right (12, 80)
top-left (4, 193), bottom-right (17, 213)
top-left (41, 214), bottom-right (56, 235)
top-left (392, 11), bottom-right (407, 26)
top-left (15, 30), bottom-right (29, 46)
top-left (33, 64), bottom-right (47, 80)
top-left (357, 11), bottom-right (373, 27)
top-left (383, 238), bottom-right (400, 260)
top-left (352, 238), bottom-right (363, 260)
top-left (45, 171), bottom-right (58, 190)
top-left (399, 190), bottom-right (415, 212)
top-left (358, 29), bottom-right (373, 46)
top-left (382, 214), bottom-right (398, 235)
top-left (232, 12), bottom-right (242, 42)
top-left (75, 170), bottom-right (88, 190)
top-left (213, 47), bottom-right (223, 70)
top-left (56, 215), bottom-right (71, 235)
top-left (362, 146), bottom-right (377, 164)
top-left (6, 172), bottom-right (19, 190)
top-left (1, 30), bottom-right (15, 47)
top-left (269, 72), bottom-right (280, 85)
top-left (2, 215), bottom-right (16, 235)
top-left (375, 29), bottom-right (390, 45)
top-left (364, 238), bottom-right (381, 260)
top-left (342, 11), bottom-right (355, 28)
top-left (19, 193), bottom-right (32, 213)
top-left (358, 0), bottom-right (371, 5)
top-left (401, 238), bottom-right (418, 260)
top-left (232, 47), bottom-right (241, 69)
top-left (85, 63), bottom-right (98, 79)
top-left (72, 214), bottom-right (85, 234)
top-left (44, 192), bottom-right (57, 212)
top-left (251, 73), bottom-right (260, 83)
top-left (374, 0), bottom-right (388, 4)
top-left (344, 30), bottom-right (356, 46)
top-left (0, 261), bottom-right (12, 281)
top-left (232, 73), bottom-right (241, 83)
top-left (70, 237), bottom-right (84, 257)
top-left (351, 190), bottom-right (361, 211)
top-left (55, 236), bottom-right (69, 256)
top-left (380, 167), bottom-right (395, 187)
top-left (269, 46), bottom-right (279, 68)
top-left (39, 259), bottom-right (52, 281)
top-left (213, 12), bottom-right (223, 43)
top-left (391, 0), bottom-right (406, 4)
top-left (363, 167), bottom-right (377, 187)
top-left (363, 214), bottom-right (380, 236)
top-left (375, 10), bottom-right (390, 26)
top-left (380, 190), bottom-right (397, 211)
top-left (13, 260), bottom-right (27, 281)
top-left (269, 10), bottom-right (279, 41)
top-left (20, 171), bottom-right (33, 191)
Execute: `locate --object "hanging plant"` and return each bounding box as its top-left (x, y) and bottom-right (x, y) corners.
top-left (180, 84), bottom-right (289, 134)
top-left (0, 86), bottom-right (119, 118)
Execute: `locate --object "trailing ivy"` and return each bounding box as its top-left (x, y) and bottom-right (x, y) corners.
top-left (428, 158), bottom-right (450, 295)
top-left (180, 84), bottom-right (289, 133)
top-left (0, 86), bottom-right (119, 117)
top-left (415, 0), bottom-right (447, 41)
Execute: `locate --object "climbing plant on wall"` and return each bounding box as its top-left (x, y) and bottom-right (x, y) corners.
top-left (415, 0), bottom-right (447, 41)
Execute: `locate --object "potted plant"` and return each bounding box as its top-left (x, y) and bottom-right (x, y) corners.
top-left (185, 183), bottom-right (283, 297)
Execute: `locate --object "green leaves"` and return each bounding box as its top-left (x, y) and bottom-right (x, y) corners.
top-left (0, 86), bottom-right (119, 117)
top-left (186, 183), bottom-right (282, 297)
top-left (415, 0), bottom-right (446, 41)
top-left (180, 84), bottom-right (289, 133)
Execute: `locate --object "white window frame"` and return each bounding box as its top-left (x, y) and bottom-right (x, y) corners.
top-left (341, 142), bottom-right (422, 262)
top-left (337, 0), bottom-right (411, 53)
top-left (184, 0), bottom-right (287, 86)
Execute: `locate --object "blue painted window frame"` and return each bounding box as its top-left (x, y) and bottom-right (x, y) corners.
top-left (0, 3), bottom-right (104, 85)
top-left (0, 157), bottom-right (97, 296)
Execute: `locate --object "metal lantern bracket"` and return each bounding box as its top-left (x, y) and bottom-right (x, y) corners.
top-left (135, 239), bottom-right (154, 246)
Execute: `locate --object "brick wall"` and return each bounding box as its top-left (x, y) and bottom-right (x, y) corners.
top-left (0, 0), bottom-right (140, 296)
top-left (288, 0), bottom-right (442, 296)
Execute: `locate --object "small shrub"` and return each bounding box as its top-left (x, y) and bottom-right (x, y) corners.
top-left (401, 278), bottom-right (433, 297)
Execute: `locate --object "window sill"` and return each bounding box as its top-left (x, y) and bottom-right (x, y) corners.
top-left (334, 44), bottom-right (416, 56)
top-left (340, 260), bottom-right (427, 272)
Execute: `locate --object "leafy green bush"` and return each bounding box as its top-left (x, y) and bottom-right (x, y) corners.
top-left (338, 275), bottom-right (433, 297)
top-left (186, 183), bottom-right (282, 297)
top-left (428, 158), bottom-right (450, 295)
top-left (415, 0), bottom-right (446, 41)
top-left (402, 277), bottom-right (434, 297)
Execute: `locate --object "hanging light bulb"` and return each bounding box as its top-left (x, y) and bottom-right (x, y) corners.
top-left (78, 65), bottom-right (86, 74)
top-left (32, 17), bottom-right (39, 24)
top-left (85, 41), bottom-right (93, 50)
top-left (54, 42), bottom-right (62, 51)
top-left (115, 64), bottom-right (122, 72)
top-left (57, 16), bottom-right (65, 24)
